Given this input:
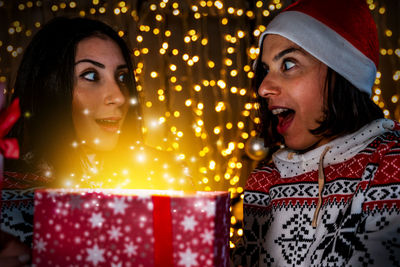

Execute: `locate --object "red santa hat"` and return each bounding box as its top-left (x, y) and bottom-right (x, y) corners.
top-left (258, 0), bottom-right (379, 95)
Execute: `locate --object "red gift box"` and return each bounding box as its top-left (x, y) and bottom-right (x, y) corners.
top-left (32, 189), bottom-right (230, 267)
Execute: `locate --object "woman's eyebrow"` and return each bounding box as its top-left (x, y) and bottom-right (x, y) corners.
top-left (273, 47), bottom-right (303, 61)
top-left (116, 64), bottom-right (128, 70)
top-left (75, 59), bottom-right (105, 68)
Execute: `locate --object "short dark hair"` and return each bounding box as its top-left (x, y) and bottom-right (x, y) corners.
top-left (254, 56), bottom-right (384, 148)
top-left (8, 17), bottom-right (142, 178)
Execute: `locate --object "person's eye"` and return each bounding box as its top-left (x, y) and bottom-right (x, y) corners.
top-left (80, 71), bottom-right (98, 82)
top-left (116, 72), bottom-right (128, 85)
top-left (283, 59), bottom-right (295, 71)
top-left (117, 72), bottom-right (128, 83)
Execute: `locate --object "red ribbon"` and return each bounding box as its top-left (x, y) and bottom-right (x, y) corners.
top-left (0, 98), bottom-right (20, 159)
top-left (152, 195), bottom-right (174, 267)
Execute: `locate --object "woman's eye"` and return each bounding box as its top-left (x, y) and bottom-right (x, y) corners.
top-left (81, 71), bottom-right (98, 81)
top-left (117, 73), bottom-right (128, 84)
top-left (283, 60), bottom-right (295, 70)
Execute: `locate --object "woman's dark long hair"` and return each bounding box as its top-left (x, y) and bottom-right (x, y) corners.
top-left (253, 48), bottom-right (384, 148)
top-left (7, 17), bottom-right (142, 181)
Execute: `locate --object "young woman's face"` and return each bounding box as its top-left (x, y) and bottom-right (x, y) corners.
top-left (73, 36), bottom-right (129, 151)
top-left (258, 34), bottom-right (329, 151)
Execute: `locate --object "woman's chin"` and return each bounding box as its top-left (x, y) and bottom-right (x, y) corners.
top-left (84, 139), bottom-right (119, 152)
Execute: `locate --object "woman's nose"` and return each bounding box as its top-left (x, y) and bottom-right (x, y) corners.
top-left (257, 73), bottom-right (280, 99)
top-left (104, 81), bottom-right (126, 106)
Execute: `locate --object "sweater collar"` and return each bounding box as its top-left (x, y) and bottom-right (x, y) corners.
top-left (273, 119), bottom-right (397, 178)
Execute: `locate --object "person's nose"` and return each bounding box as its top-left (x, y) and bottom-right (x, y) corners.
top-left (104, 80), bottom-right (126, 107)
top-left (257, 72), bottom-right (281, 99)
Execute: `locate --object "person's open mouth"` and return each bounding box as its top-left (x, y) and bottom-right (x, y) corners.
top-left (271, 108), bottom-right (295, 135)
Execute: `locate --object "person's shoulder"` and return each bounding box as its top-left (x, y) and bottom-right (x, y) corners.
top-left (4, 158), bottom-right (53, 189)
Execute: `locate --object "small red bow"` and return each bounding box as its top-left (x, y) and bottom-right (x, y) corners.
top-left (0, 98), bottom-right (20, 159)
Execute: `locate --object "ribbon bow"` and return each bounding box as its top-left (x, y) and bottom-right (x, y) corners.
top-left (0, 98), bottom-right (20, 159)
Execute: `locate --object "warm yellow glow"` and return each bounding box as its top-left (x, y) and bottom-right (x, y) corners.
top-left (169, 64), bottom-right (177, 71)
top-left (217, 80), bottom-right (226, 89)
top-left (192, 84), bottom-right (201, 92)
top-left (209, 160), bottom-right (216, 170)
top-left (155, 14), bottom-right (163, 21)
top-left (185, 99), bottom-right (192, 106)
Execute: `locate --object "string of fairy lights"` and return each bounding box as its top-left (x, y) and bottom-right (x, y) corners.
top-left (0, 0), bottom-right (399, 249)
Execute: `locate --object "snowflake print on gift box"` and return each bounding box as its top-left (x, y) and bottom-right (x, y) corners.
top-left (178, 247), bottom-right (199, 267)
top-left (200, 229), bottom-right (213, 245)
top-left (109, 197), bottom-right (128, 215)
top-left (34, 237), bottom-right (47, 253)
top-left (86, 243), bottom-right (105, 265)
top-left (69, 194), bottom-right (84, 210)
top-left (88, 212), bottom-right (104, 228)
top-left (203, 200), bottom-right (216, 218)
top-left (108, 225), bottom-right (123, 241)
top-left (123, 241), bottom-right (138, 257)
top-left (181, 215), bottom-right (198, 232)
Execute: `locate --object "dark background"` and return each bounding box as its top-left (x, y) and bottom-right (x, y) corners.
top-left (0, 0), bottom-right (399, 247)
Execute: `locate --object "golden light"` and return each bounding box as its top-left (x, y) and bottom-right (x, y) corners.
top-left (217, 80), bottom-right (226, 89)
top-left (194, 85), bottom-right (201, 92)
top-left (209, 160), bottom-right (216, 170)
top-left (185, 99), bottom-right (192, 106)
top-left (169, 64), bottom-right (177, 71)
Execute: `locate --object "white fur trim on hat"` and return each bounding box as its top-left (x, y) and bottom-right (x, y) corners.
top-left (258, 11), bottom-right (376, 95)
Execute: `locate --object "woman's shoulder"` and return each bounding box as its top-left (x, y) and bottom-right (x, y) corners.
top-left (4, 158), bottom-right (54, 190)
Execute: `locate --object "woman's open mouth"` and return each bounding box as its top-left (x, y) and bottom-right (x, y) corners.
top-left (95, 118), bottom-right (121, 133)
top-left (272, 108), bottom-right (295, 135)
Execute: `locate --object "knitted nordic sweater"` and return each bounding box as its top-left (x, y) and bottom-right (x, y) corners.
top-left (238, 119), bottom-right (400, 266)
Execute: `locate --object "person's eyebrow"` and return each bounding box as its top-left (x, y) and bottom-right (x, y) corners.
top-left (273, 47), bottom-right (304, 61)
top-left (75, 59), bottom-right (105, 68)
top-left (116, 64), bottom-right (128, 70)
top-left (75, 59), bottom-right (128, 71)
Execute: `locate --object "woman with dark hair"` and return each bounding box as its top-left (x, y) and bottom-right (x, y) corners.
top-left (7, 17), bottom-right (142, 185)
top-left (0, 17), bottom-right (191, 266)
top-left (233, 0), bottom-right (400, 266)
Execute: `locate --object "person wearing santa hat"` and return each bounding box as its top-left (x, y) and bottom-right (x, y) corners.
top-left (232, 0), bottom-right (400, 266)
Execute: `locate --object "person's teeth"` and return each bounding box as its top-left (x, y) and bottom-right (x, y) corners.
top-left (97, 119), bottom-right (118, 123)
top-left (271, 108), bottom-right (288, 115)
